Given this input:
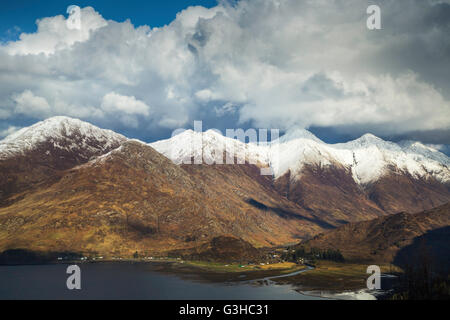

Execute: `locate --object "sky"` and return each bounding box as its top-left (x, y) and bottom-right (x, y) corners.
top-left (0, 0), bottom-right (449, 151)
top-left (0, 0), bottom-right (218, 39)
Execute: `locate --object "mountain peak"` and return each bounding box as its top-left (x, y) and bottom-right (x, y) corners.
top-left (0, 117), bottom-right (128, 203)
top-left (360, 133), bottom-right (380, 140)
top-left (2, 116), bottom-right (123, 142)
top-left (278, 128), bottom-right (323, 144)
top-left (356, 133), bottom-right (386, 144)
top-left (0, 116), bottom-right (126, 159)
top-left (340, 133), bottom-right (399, 151)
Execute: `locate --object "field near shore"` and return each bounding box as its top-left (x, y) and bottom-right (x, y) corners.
top-left (272, 261), bottom-right (402, 292)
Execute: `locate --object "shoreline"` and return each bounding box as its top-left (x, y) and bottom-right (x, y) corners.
top-left (0, 259), bottom-right (390, 300)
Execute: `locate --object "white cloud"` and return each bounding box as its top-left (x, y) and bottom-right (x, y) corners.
top-left (4, 7), bottom-right (107, 55)
top-left (12, 89), bottom-right (102, 120)
top-left (100, 92), bottom-right (151, 128)
top-left (13, 90), bottom-right (51, 116)
top-left (240, 72), bottom-right (450, 134)
top-left (101, 92), bottom-right (150, 116)
top-left (195, 89), bottom-right (215, 102)
top-left (0, 1), bottom-right (449, 137)
top-left (0, 126), bottom-right (20, 139)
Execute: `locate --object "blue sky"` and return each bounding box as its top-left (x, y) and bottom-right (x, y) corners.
top-left (0, 0), bottom-right (218, 42)
top-left (0, 0), bottom-right (449, 150)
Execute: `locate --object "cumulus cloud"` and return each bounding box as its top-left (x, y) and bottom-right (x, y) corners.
top-left (0, 126), bottom-right (20, 139)
top-left (0, 1), bottom-right (449, 140)
top-left (14, 90), bottom-right (51, 116)
top-left (100, 92), bottom-right (151, 127)
top-left (4, 7), bottom-right (107, 55)
top-left (101, 92), bottom-right (151, 116)
top-left (11, 89), bottom-right (102, 120)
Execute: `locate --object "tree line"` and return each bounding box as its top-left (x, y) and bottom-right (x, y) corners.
top-left (283, 246), bottom-right (344, 263)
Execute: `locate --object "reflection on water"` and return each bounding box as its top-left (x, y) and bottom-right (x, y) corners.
top-left (0, 263), bottom-right (326, 300)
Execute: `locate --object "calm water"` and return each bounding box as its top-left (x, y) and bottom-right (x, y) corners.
top-left (0, 263), bottom-right (326, 300)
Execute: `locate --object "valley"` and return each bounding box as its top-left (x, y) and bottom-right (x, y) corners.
top-left (0, 116), bottom-right (449, 298)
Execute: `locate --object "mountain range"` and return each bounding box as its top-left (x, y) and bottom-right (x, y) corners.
top-left (0, 116), bottom-right (449, 259)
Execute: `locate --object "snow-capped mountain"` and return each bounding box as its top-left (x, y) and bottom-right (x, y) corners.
top-left (272, 132), bottom-right (450, 185)
top-left (0, 117), bottom-right (127, 203)
top-left (0, 116), bottom-right (126, 160)
top-left (0, 116), bottom-right (449, 256)
top-left (1, 116), bottom-right (449, 217)
top-left (150, 128), bottom-right (449, 219)
top-left (150, 128), bottom-right (450, 186)
top-left (2, 116), bottom-right (446, 187)
top-left (150, 129), bottom-right (269, 166)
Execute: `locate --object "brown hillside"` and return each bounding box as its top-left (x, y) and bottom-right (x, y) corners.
top-left (274, 164), bottom-right (386, 227)
top-left (0, 127), bottom-right (125, 206)
top-left (302, 202), bottom-right (450, 264)
top-left (366, 173), bottom-right (450, 214)
top-left (0, 141), bottom-right (325, 257)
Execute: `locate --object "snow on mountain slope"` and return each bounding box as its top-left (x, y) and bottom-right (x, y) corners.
top-left (151, 129), bottom-right (450, 185)
top-left (271, 132), bottom-right (450, 184)
top-left (398, 141), bottom-right (450, 166)
top-left (0, 116), bottom-right (127, 160)
top-left (332, 135), bottom-right (450, 184)
top-left (278, 128), bottom-right (325, 144)
top-left (150, 129), bottom-right (269, 166)
top-left (2, 116), bottom-right (448, 186)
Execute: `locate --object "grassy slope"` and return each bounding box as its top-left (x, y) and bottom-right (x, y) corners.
top-left (273, 261), bottom-right (401, 292)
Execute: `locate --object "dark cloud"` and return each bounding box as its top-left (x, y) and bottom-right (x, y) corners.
top-left (387, 129), bottom-right (450, 145)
